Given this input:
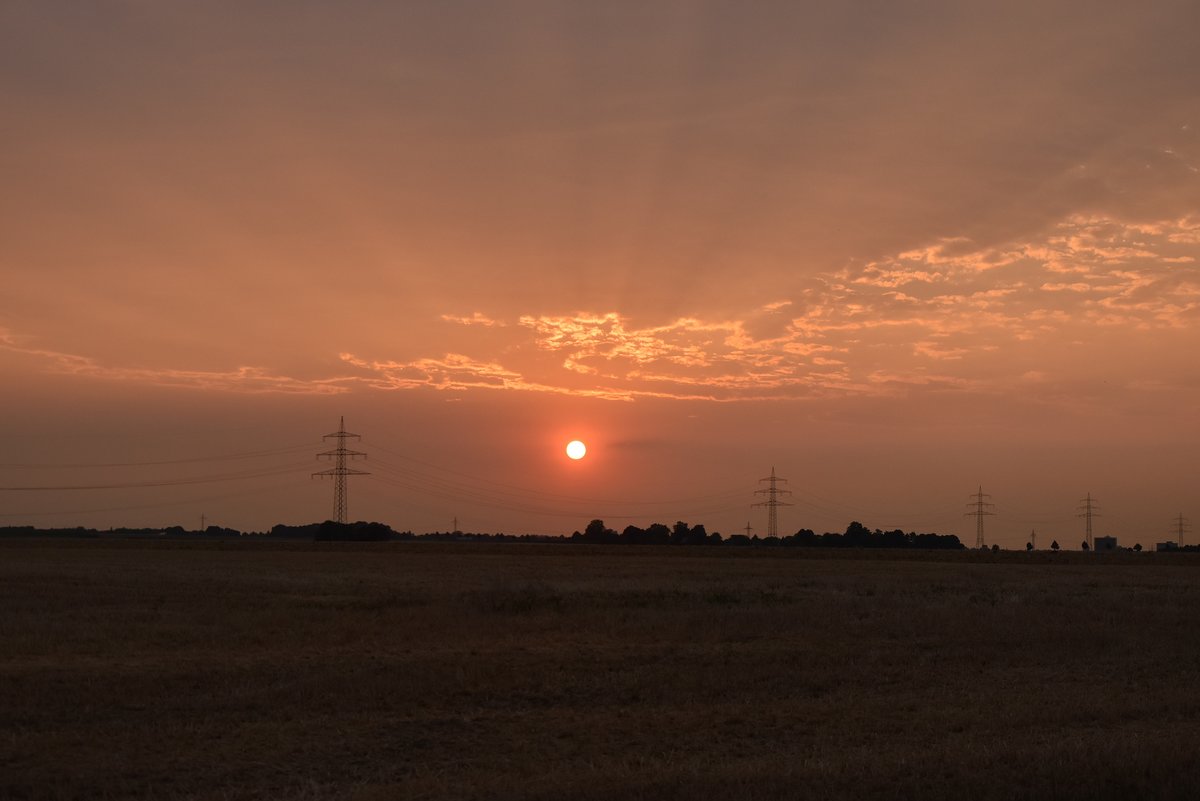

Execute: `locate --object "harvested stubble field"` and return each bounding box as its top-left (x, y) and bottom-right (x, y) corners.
top-left (3, 540), bottom-right (1200, 800)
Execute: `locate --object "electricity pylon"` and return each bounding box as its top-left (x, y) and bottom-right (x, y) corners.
top-left (753, 467), bottom-right (792, 538)
top-left (1172, 513), bottom-right (1191, 546)
top-left (313, 417), bottom-right (369, 524)
top-left (1077, 493), bottom-right (1099, 550)
top-left (965, 486), bottom-right (995, 549)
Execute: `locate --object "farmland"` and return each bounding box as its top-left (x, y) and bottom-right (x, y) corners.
top-left (3, 539), bottom-right (1200, 800)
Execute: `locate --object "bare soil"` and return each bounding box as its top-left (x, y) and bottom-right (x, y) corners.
top-left (3, 540), bottom-right (1199, 800)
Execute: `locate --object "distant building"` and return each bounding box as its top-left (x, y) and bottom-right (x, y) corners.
top-left (1157, 541), bottom-right (1179, 552)
top-left (1094, 536), bottom-right (1118, 552)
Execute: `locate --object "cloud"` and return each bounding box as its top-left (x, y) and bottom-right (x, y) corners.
top-left (913, 341), bottom-right (968, 361)
top-left (338, 352), bottom-right (642, 401)
top-left (345, 212), bottom-right (1200, 403)
top-left (0, 330), bottom-right (350, 395)
top-left (834, 214), bottom-right (1200, 331)
top-left (1040, 282), bottom-right (1092, 292)
top-left (440, 312), bottom-right (504, 327)
top-left (5, 212), bottom-right (1198, 405)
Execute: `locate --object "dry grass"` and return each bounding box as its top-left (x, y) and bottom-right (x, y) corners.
top-left (3, 540), bottom-right (1200, 800)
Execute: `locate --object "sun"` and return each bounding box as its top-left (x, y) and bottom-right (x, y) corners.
top-left (565, 440), bottom-right (587, 460)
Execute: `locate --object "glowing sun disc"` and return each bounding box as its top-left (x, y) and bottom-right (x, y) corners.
top-left (566, 440), bottom-right (587, 460)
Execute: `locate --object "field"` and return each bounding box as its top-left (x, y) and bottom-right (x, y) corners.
top-left (3, 540), bottom-right (1200, 800)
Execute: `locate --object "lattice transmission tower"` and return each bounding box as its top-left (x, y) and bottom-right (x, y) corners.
top-left (965, 486), bottom-right (995, 549)
top-left (753, 467), bottom-right (793, 538)
top-left (1172, 512), bottom-right (1191, 547)
top-left (313, 417), bottom-right (369, 524)
top-left (1077, 493), bottom-right (1099, 550)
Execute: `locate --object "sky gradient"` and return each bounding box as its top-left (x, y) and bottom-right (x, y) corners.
top-left (3, 1), bottom-right (1199, 546)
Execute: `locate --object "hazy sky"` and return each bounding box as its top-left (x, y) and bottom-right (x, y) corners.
top-left (3, 1), bottom-right (1199, 546)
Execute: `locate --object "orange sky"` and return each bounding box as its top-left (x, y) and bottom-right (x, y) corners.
top-left (2, 2), bottom-right (1199, 547)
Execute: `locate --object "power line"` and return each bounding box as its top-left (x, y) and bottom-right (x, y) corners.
top-left (0, 476), bottom-right (301, 519)
top-left (363, 440), bottom-right (752, 508)
top-left (363, 444), bottom-right (957, 533)
top-left (362, 453), bottom-right (757, 524)
top-left (363, 469), bottom-right (750, 522)
top-left (313, 417), bottom-right (368, 525)
top-left (0, 443), bottom-right (318, 469)
top-left (0, 462), bottom-right (311, 491)
top-left (372, 455), bottom-right (750, 507)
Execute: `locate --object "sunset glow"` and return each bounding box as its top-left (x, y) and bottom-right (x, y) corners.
top-left (2, 2), bottom-right (1199, 545)
top-left (8, 6), bottom-right (1200, 798)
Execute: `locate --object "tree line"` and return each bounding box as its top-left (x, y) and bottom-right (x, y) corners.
top-left (572, 519), bottom-right (964, 549)
top-left (1, 520), bottom-right (964, 548)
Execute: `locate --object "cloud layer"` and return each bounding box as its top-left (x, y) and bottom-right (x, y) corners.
top-left (6, 213), bottom-right (1198, 406)
top-left (337, 213), bottom-right (1200, 402)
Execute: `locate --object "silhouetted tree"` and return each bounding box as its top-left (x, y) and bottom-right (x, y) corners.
top-left (991, 544), bottom-right (1000, 553)
top-left (646, 523), bottom-right (671, 545)
top-left (1026, 541), bottom-right (1033, 551)
top-left (272, 523), bottom-right (323, 539)
top-left (1051, 540), bottom-right (1060, 552)
top-left (787, 528), bottom-right (818, 547)
top-left (1134, 543), bottom-right (1143, 552)
top-left (564, 519), bottom-right (963, 550)
top-left (316, 521), bottom-right (393, 541)
top-left (1081, 540), bottom-right (1090, 551)
top-left (583, 519), bottom-right (617, 543)
top-left (844, 521), bottom-right (871, 546)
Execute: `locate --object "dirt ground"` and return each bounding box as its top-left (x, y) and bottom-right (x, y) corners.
top-left (3, 539), bottom-right (1200, 800)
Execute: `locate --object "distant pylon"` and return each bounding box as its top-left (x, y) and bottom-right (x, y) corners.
top-left (1172, 513), bottom-right (1191, 546)
top-left (965, 486), bottom-right (996, 549)
top-left (1077, 493), bottom-right (1099, 550)
top-left (1031, 529), bottom-right (1036, 550)
top-left (744, 521), bottom-right (753, 538)
top-left (313, 417), bottom-right (369, 524)
top-left (753, 467), bottom-right (793, 538)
